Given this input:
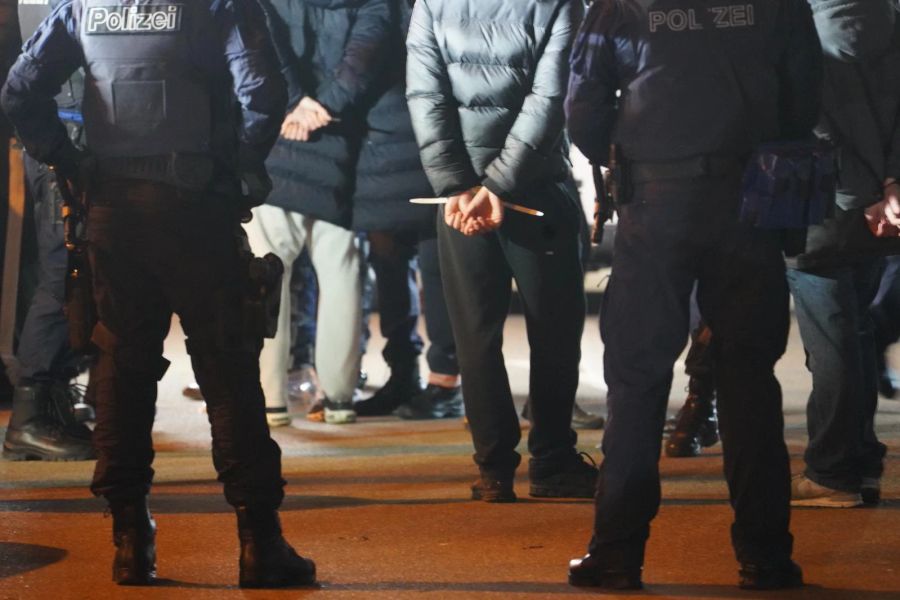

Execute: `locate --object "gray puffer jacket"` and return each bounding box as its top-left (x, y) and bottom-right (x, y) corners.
top-left (792, 0), bottom-right (900, 269)
top-left (406, 0), bottom-right (582, 199)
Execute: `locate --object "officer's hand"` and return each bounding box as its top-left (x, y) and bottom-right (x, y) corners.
top-left (445, 187), bottom-right (478, 232)
top-left (460, 186), bottom-right (504, 236)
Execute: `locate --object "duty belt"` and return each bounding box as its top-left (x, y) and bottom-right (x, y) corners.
top-left (629, 155), bottom-right (744, 185)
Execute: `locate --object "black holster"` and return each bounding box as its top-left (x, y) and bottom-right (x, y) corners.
top-left (238, 232), bottom-right (283, 341)
top-left (56, 168), bottom-right (97, 353)
top-left (65, 250), bottom-right (96, 353)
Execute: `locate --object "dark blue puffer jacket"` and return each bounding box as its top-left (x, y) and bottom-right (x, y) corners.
top-left (261, 0), bottom-right (391, 227)
top-left (351, 0), bottom-right (433, 234)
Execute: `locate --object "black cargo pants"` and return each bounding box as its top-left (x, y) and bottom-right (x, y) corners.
top-left (86, 180), bottom-right (284, 508)
top-left (591, 173), bottom-right (793, 567)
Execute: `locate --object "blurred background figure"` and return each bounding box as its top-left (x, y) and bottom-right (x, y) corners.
top-left (351, 0), bottom-right (463, 421)
top-left (247, 0), bottom-right (392, 425)
top-left (871, 255), bottom-right (900, 399)
top-left (786, 0), bottom-right (900, 509)
top-left (2, 0), bottom-right (93, 463)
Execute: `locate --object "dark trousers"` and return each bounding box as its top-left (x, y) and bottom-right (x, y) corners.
top-left (15, 155), bottom-right (80, 382)
top-left (593, 176), bottom-right (792, 567)
top-left (369, 230), bottom-right (458, 375)
top-left (437, 180), bottom-right (585, 478)
top-left (86, 180), bottom-right (284, 508)
top-left (289, 249), bottom-right (317, 368)
top-left (787, 260), bottom-right (887, 491)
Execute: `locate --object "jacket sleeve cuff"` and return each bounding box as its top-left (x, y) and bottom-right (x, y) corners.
top-left (482, 177), bottom-right (512, 201)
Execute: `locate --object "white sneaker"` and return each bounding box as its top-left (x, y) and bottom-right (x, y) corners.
top-left (323, 398), bottom-right (357, 424)
top-left (266, 406), bottom-right (292, 428)
top-left (790, 474), bottom-right (862, 508)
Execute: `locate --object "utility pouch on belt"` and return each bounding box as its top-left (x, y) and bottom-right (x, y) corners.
top-left (592, 162), bottom-right (616, 245)
top-left (739, 140), bottom-right (835, 229)
top-left (606, 143), bottom-right (631, 207)
top-left (65, 251), bottom-right (95, 353)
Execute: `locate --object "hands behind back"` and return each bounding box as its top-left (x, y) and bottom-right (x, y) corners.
top-left (865, 181), bottom-right (900, 238)
top-left (445, 186), bottom-right (505, 236)
top-left (280, 97), bottom-right (332, 142)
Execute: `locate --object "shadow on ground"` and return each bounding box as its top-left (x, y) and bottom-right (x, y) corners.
top-left (0, 493), bottom-right (472, 514)
top-left (0, 542), bottom-right (67, 579)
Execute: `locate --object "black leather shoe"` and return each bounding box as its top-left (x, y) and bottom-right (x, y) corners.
top-left (568, 554), bottom-right (642, 590)
top-left (470, 476), bottom-right (516, 503)
top-left (236, 506), bottom-right (316, 588)
top-left (664, 388), bottom-right (718, 458)
top-left (529, 453), bottom-right (598, 499)
top-left (396, 384), bottom-right (463, 420)
top-left (2, 384), bottom-right (95, 461)
top-left (354, 361), bottom-right (423, 416)
top-left (110, 497), bottom-right (157, 585)
top-left (738, 559), bottom-right (803, 590)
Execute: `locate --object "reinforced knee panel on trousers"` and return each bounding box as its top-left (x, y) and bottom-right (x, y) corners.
top-left (91, 322), bottom-right (170, 381)
top-left (77, 0), bottom-right (212, 159)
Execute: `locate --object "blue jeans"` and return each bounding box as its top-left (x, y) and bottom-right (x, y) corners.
top-left (787, 260), bottom-right (887, 492)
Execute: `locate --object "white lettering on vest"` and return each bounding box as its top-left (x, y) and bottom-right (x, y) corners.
top-left (648, 4), bottom-right (756, 33)
top-left (85, 4), bottom-right (182, 35)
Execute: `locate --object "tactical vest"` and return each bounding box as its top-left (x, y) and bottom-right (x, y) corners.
top-left (19, 0), bottom-right (83, 114)
top-left (77, 0), bottom-right (212, 159)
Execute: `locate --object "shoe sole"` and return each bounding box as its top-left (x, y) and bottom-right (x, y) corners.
top-left (324, 409), bottom-right (357, 424)
top-left (530, 485), bottom-right (594, 499)
top-left (739, 573), bottom-right (803, 590)
top-left (3, 446), bottom-right (95, 462)
top-left (114, 569), bottom-right (157, 586)
top-left (568, 573), bottom-right (642, 589)
top-left (471, 490), bottom-right (516, 503)
top-left (791, 497), bottom-right (862, 509)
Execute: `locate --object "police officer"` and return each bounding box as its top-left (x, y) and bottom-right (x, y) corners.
top-left (565, 0), bottom-right (822, 590)
top-left (2, 0), bottom-right (315, 588)
top-left (3, 0), bottom-right (94, 463)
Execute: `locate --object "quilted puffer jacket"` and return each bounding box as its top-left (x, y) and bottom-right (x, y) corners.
top-left (406, 0), bottom-right (582, 199)
top-left (792, 0), bottom-right (900, 269)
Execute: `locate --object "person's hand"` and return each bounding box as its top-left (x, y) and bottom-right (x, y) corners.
top-left (298, 96), bottom-right (332, 130)
top-left (865, 181), bottom-right (900, 237)
top-left (280, 97), bottom-right (332, 141)
top-left (445, 187), bottom-right (478, 232)
top-left (460, 186), bottom-right (504, 236)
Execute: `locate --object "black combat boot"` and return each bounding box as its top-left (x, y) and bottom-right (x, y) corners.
top-left (664, 382), bottom-right (719, 458)
top-left (110, 496), bottom-right (157, 585)
top-left (236, 506), bottom-right (317, 588)
top-left (2, 383), bottom-right (95, 461)
top-left (353, 360), bottom-right (423, 416)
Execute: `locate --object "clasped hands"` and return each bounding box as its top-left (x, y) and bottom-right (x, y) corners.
top-left (444, 186), bottom-right (505, 236)
top-left (281, 97), bottom-right (332, 142)
top-left (865, 180), bottom-right (900, 238)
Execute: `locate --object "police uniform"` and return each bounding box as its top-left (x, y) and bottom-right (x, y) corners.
top-left (565, 0), bottom-right (822, 590)
top-left (2, 0), bottom-right (94, 463)
top-left (2, 0), bottom-right (317, 588)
